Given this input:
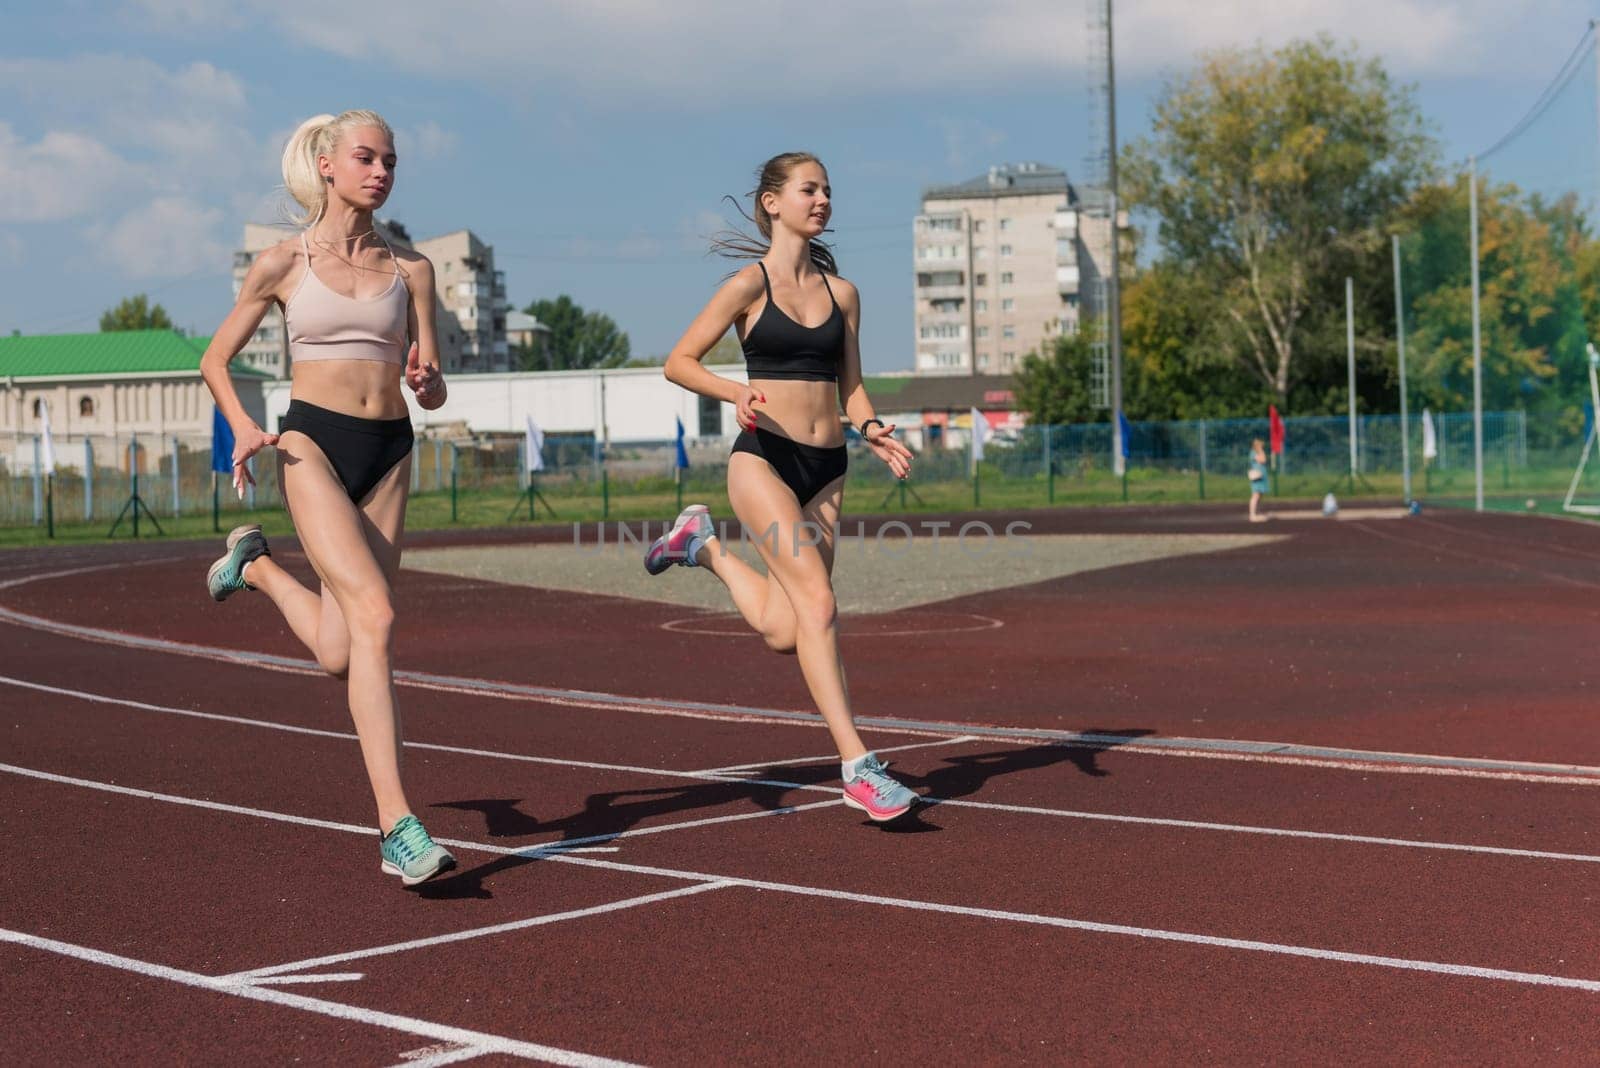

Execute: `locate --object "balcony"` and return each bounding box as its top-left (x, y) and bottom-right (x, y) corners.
top-left (1054, 210), bottom-right (1078, 236)
top-left (1056, 265), bottom-right (1081, 295)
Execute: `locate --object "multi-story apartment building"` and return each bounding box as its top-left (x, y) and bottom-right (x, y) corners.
top-left (231, 223), bottom-right (511, 377)
top-left (231, 223), bottom-right (294, 378)
top-left (913, 162), bottom-right (1115, 389)
top-left (413, 229), bottom-right (511, 375)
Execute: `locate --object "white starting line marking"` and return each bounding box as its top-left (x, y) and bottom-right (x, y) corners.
top-left (6, 675), bottom-right (1600, 866)
top-left (0, 927), bottom-right (637, 1067)
top-left (5, 764), bottom-right (1600, 997)
top-left (224, 882), bottom-right (734, 982)
top-left (233, 972), bottom-right (365, 986)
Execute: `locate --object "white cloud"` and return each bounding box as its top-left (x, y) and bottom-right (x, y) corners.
top-left (0, 124), bottom-right (130, 223)
top-left (93, 196), bottom-right (228, 279)
top-left (184, 0), bottom-right (1589, 100)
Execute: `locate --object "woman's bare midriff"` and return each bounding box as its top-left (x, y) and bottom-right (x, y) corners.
top-left (750, 378), bottom-right (844, 447)
top-left (291, 361), bottom-right (410, 419)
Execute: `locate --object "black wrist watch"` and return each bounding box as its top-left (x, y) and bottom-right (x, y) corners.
top-left (860, 418), bottom-right (885, 437)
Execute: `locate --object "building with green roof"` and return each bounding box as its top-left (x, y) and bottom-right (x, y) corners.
top-left (1, 330), bottom-right (267, 472)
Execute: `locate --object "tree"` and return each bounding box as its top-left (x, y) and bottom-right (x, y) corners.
top-left (100, 294), bottom-right (174, 332)
top-left (1122, 264), bottom-right (1269, 419)
top-left (522, 295), bottom-right (630, 370)
top-left (1122, 36), bottom-right (1436, 408)
top-left (1400, 178), bottom-right (1589, 435)
top-left (1015, 331), bottom-right (1102, 426)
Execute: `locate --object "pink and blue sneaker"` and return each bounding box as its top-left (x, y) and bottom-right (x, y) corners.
top-left (842, 754), bottom-right (919, 822)
top-left (644, 504), bottom-right (715, 575)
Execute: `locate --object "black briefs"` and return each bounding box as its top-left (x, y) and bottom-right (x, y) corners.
top-left (280, 399), bottom-right (414, 504)
top-left (731, 427), bottom-right (848, 506)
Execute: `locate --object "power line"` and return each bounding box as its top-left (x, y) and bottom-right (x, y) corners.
top-left (1477, 21), bottom-right (1597, 161)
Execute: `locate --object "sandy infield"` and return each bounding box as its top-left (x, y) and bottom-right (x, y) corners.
top-left (403, 529), bottom-right (1282, 614)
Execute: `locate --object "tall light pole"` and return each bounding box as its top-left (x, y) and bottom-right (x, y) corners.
top-left (1106, 0), bottom-right (1124, 476)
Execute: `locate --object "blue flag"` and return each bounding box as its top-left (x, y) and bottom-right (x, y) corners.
top-left (674, 416), bottom-right (689, 469)
top-left (1116, 410), bottom-right (1132, 459)
top-left (211, 406), bottom-right (235, 474)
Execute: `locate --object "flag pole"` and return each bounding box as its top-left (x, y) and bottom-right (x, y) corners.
top-left (1393, 234), bottom-right (1412, 503)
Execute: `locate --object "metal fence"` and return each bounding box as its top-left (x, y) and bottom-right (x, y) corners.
top-left (0, 409), bottom-right (1574, 531)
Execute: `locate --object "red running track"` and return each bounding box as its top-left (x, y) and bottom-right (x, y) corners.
top-left (2, 504), bottom-right (1599, 1063)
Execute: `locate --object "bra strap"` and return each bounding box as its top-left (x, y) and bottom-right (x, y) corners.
top-left (818, 270), bottom-right (837, 308)
top-left (756, 261), bottom-right (774, 301)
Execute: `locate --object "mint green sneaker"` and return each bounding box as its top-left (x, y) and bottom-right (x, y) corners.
top-left (206, 524), bottom-right (270, 602)
top-left (380, 815), bottom-right (456, 886)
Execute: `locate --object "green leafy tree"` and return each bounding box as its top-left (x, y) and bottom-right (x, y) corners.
top-left (1401, 178), bottom-right (1589, 434)
top-left (1015, 331), bottom-right (1102, 426)
top-left (100, 294), bottom-right (174, 332)
top-left (1122, 36), bottom-right (1436, 408)
top-left (522, 296), bottom-right (631, 370)
top-left (1122, 264), bottom-right (1269, 419)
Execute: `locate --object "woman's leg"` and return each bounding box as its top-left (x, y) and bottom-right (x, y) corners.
top-left (274, 431), bottom-right (414, 833)
top-left (724, 454), bottom-right (865, 761)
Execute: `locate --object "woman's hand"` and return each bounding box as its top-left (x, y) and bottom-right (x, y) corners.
top-left (405, 343), bottom-right (446, 410)
top-left (865, 422), bottom-right (913, 480)
top-left (230, 426), bottom-right (280, 499)
top-left (733, 385), bottom-right (766, 432)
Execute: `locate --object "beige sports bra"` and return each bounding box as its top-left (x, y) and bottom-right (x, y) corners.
top-left (285, 231), bottom-right (410, 366)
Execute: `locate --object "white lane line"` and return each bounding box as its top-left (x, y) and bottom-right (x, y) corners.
top-left (234, 972), bottom-right (365, 986)
top-left (390, 1045), bottom-right (490, 1068)
top-left (0, 927), bottom-right (640, 1067)
top-left (5, 591), bottom-right (1600, 782)
top-left (7, 766), bottom-right (1600, 997)
top-left (7, 677), bottom-right (1600, 864)
top-left (0, 673), bottom-right (823, 793)
top-left (225, 882), bottom-right (734, 981)
top-left (694, 735), bottom-right (980, 775)
top-left (546, 800), bottom-right (843, 852)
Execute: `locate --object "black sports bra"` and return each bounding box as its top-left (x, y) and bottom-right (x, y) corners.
top-left (741, 262), bottom-right (844, 383)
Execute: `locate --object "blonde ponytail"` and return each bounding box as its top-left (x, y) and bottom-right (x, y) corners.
top-left (280, 109), bottom-right (395, 227)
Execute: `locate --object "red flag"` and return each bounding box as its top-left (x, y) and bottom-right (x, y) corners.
top-left (1269, 405), bottom-right (1285, 456)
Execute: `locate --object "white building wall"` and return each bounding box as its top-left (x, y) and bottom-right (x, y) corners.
top-left (261, 365), bottom-right (751, 445)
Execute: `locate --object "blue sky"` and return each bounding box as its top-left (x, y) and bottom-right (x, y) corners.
top-left (3, 0), bottom-right (1597, 373)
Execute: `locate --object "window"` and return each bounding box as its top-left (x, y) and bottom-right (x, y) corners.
top-left (923, 216), bottom-right (960, 232)
top-left (975, 299), bottom-right (988, 312)
top-left (978, 353), bottom-right (990, 369)
top-left (1000, 272), bottom-right (1013, 285)
top-left (698, 393), bottom-right (721, 437)
top-left (919, 323), bottom-right (965, 340)
top-left (973, 220), bottom-right (987, 233)
top-left (930, 299), bottom-right (962, 313)
top-left (977, 326), bottom-right (990, 339)
top-left (1000, 244), bottom-right (1013, 257)
top-left (31, 399), bottom-right (41, 417)
top-left (1003, 350), bottom-right (1016, 362)
top-left (999, 218), bottom-right (1013, 231)
top-left (79, 396), bottom-right (94, 417)
top-left (974, 273), bottom-right (987, 287)
top-left (1002, 298), bottom-right (1015, 311)
top-left (1003, 325), bottom-right (1016, 339)
top-left (972, 245), bottom-right (987, 260)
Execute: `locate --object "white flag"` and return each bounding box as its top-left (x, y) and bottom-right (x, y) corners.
top-left (524, 413), bottom-right (545, 474)
top-left (970, 406), bottom-right (992, 463)
top-left (38, 398), bottom-right (57, 473)
top-left (1421, 407), bottom-right (1438, 461)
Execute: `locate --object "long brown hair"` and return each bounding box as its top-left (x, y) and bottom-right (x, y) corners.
top-left (710, 152), bottom-right (838, 275)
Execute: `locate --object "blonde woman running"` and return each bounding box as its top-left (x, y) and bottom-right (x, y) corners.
top-left (647, 152), bottom-right (921, 822)
top-left (200, 110), bottom-right (454, 886)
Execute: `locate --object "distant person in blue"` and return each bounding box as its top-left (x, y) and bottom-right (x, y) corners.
top-left (643, 152), bottom-right (921, 823)
top-left (1248, 437), bottom-right (1270, 522)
